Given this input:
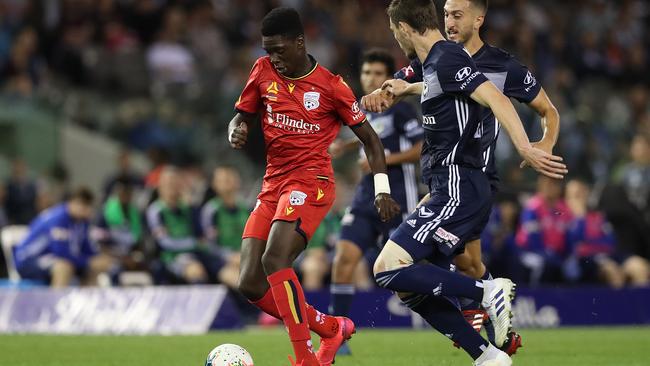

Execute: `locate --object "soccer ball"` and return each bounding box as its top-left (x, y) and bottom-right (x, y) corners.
top-left (205, 344), bottom-right (254, 366)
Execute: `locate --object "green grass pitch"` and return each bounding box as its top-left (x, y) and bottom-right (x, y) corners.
top-left (1, 327), bottom-right (648, 365)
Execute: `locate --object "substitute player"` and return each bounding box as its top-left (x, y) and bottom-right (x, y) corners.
top-left (374, 0), bottom-right (562, 354)
top-left (228, 8), bottom-right (400, 366)
top-left (328, 48), bottom-right (423, 356)
top-left (369, 1), bottom-right (567, 365)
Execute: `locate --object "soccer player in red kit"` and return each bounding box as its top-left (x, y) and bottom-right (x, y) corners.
top-left (228, 7), bottom-right (401, 366)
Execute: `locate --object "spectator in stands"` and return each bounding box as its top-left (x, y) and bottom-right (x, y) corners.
top-left (146, 6), bottom-right (195, 91)
top-left (480, 193), bottom-right (521, 280)
top-left (93, 176), bottom-right (146, 273)
top-left (516, 176), bottom-right (573, 285)
top-left (147, 166), bottom-right (237, 287)
top-left (200, 165), bottom-right (246, 277)
top-left (565, 179), bottom-right (649, 287)
top-left (13, 187), bottom-right (116, 287)
top-left (4, 158), bottom-right (40, 225)
top-left (102, 149), bottom-right (144, 201)
top-left (601, 132), bottom-right (650, 261)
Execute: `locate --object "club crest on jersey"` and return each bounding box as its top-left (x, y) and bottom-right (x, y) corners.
top-left (303, 91), bottom-right (320, 111)
top-left (289, 190), bottom-right (308, 206)
top-left (418, 206), bottom-right (435, 218)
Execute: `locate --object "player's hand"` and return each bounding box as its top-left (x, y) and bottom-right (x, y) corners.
top-left (229, 122), bottom-right (248, 149)
top-left (329, 140), bottom-right (345, 159)
top-left (381, 79), bottom-right (411, 98)
top-left (519, 145), bottom-right (568, 179)
top-left (361, 88), bottom-right (394, 113)
top-left (520, 139), bottom-right (554, 168)
top-left (374, 193), bottom-right (401, 222)
top-left (358, 158), bottom-right (371, 174)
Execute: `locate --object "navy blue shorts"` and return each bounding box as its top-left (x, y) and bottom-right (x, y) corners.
top-left (339, 206), bottom-right (405, 253)
top-left (390, 165), bottom-right (492, 262)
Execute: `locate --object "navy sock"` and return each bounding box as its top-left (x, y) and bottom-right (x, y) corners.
top-left (402, 294), bottom-right (489, 360)
top-left (375, 264), bottom-right (484, 301)
top-left (460, 269), bottom-right (493, 311)
top-left (329, 283), bottom-right (355, 316)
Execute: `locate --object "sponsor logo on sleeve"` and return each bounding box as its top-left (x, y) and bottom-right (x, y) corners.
top-left (455, 67), bottom-right (473, 81)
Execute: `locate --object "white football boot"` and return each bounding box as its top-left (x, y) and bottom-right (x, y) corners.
top-left (481, 278), bottom-right (516, 347)
top-left (474, 344), bottom-right (512, 366)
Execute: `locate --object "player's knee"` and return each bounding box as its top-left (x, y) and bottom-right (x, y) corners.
top-left (237, 271), bottom-right (266, 300)
top-left (373, 241), bottom-right (413, 283)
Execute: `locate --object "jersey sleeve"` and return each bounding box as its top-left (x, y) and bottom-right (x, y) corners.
top-left (394, 103), bottom-right (424, 143)
top-left (503, 58), bottom-right (541, 103)
top-left (436, 49), bottom-right (488, 97)
top-left (234, 58), bottom-right (264, 114)
top-left (332, 76), bottom-right (366, 127)
top-left (394, 59), bottom-right (423, 83)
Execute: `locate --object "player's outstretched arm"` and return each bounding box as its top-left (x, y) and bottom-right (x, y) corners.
top-left (470, 81), bottom-right (568, 179)
top-left (328, 138), bottom-right (361, 159)
top-left (228, 112), bottom-right (256, 149)
top-left (521, 87), bottom-right (560, 167)
top-left (351, 122), bottom-right (402, 221)
top-left (382, 79), bottom-right (423, 98)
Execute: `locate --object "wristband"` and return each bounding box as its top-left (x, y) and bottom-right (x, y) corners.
top-left (374, 173), bottom-right (391, 195)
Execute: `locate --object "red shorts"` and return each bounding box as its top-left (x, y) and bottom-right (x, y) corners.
top-left (243, 174), bottom-right (335, 242)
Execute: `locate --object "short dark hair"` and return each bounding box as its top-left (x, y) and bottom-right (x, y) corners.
top-left (362, 48), bottom-right (396, 76)
top-left (387, 0), bottom-right (439, 34)
top-left (469, 0), bottom-right (489, 13)
top-left (69, 186), bottom-right (95, 205)
top-left (261, 7), bottom-right (304, 38)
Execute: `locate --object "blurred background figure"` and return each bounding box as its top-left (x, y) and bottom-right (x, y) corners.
top-left (93, 176), bottom-right (148, 283)
top-left (4, 158), bottom-right (40, 226)
top-left (565, 178), bottom-right (649, 287)
top-left (516, 176), bottom-right (572, 285)
top-left (146, 166), bottom-right (236, 287)
top-left (13, 187), bottom-right (115, 287)
top-left (200, 165), bottom-right (246, 284)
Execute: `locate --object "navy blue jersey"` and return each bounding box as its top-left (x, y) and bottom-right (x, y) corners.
top-left (396, 43), bottom-right (542, 189)
top-left (352, 101), bottom-right (423, 214)
top-left (472, 44), bottom-right (541, 187)
top-left (406, 41), bottom-right (488, 186)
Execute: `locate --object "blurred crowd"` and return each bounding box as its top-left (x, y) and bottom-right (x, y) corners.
top-left (1, 138), bottom-right (649, 289)
top-left (0, 0), bottom-right (648, 290)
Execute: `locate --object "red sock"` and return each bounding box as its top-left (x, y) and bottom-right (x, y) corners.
top-left (251, 288), bottom-right (339, 338)
top-left (267, 268), bottom-right (316, 362)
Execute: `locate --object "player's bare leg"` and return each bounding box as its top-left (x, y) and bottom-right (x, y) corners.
top-left (455, 240), bottom-right (487, 280)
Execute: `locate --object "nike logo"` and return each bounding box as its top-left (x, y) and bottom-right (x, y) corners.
top-left (286, 206), bottom-right (295, 215)
top-left (317, 188), bottom-right (324, 201)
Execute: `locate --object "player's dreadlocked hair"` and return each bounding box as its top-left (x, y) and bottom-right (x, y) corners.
top-left (362, 48), bottom-right (396, 76)
top-left (387, 0), bottom-right (439, 34)
top-left (469, 0), bottom-right (489, 14)
top-left (261, 7), bottom-right (304, 38)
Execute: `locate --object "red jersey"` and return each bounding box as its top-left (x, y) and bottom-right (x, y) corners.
top-left (235, 56), bottom-right (365, 181)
